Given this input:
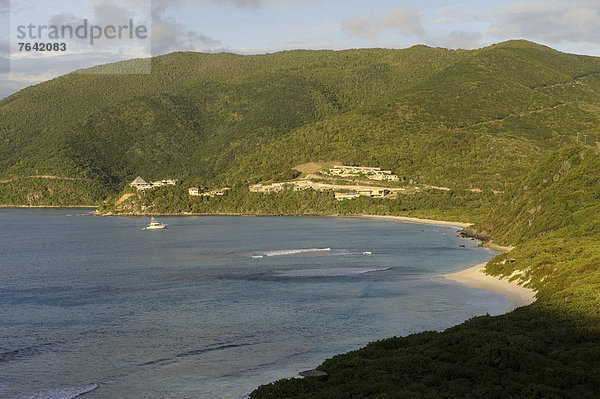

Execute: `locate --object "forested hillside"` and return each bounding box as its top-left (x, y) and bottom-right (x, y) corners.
top-left (2, 40), bottom-right (600, 205)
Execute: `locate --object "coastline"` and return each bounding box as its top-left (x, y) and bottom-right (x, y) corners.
top-left (362, 215), bottom-right (533, 311)
top-left (95, 210), bottom-right (475, 228)
top-left (442, 263), bottom-right (536, 312)
top-left (5, 208), bottom-right (515, 263)
top-left (357, 214), bottom-right (473, 228)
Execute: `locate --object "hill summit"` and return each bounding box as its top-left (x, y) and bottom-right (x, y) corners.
top-left (1, 40), bottom-right (600, 204)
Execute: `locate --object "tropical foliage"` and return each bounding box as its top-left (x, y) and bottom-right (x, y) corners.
top-left (3, 40), bottom-right (600, 206)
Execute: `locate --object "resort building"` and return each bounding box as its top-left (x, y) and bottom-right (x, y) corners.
top-left (329, 166), bottom-right (381, 176)
top-left (130, 177), bottom-right (178, 191)
top-left (335, 192), bottom-right (361, 201)
top-left (130, 176), bottom-right (153, 190)
top-left (357, 188), bottom-right (390, 198)
top-left (367, 171), bottom-right (400, 182)
top-left (250, 179), bottom-right (397, 200)
top-left (189, 187), bottom-right (231, 197)
top-left (249, 183), bottom-right (285, 193)
top-left (328, 165), bottom-right (400, 182)
top-left (152, 179), bottom-right (178, 187)
top-left (334, 188), bottom-right (390, 201)
top-left (202, 188), bottom-right (231, 197)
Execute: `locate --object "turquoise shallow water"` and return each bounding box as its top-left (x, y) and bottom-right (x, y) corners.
top-left (0, 209), bottom-right (503, 398)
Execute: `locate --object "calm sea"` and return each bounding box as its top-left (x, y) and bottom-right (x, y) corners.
top-left (0, 209), bottom-right (505, 399)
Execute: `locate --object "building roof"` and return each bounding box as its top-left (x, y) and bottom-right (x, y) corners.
top-left (131, 176), bottom-right (147, 185)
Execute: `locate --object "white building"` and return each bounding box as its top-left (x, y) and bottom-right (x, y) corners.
top-left (130, 176), bottom-right (153, 190)
top-left (334, 192), bottom-right (360, 201)
top-left (329, 165), bottom-right (400, 181)
top-left (131, 176), bottom-right (178, 190)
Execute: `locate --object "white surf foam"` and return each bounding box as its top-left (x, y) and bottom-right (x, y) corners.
top-left (263, 248), bottom-right (331, 257)
top-left (274, 267), bottom-right (390, 278)
top-left (21, 383), bottom-right (98, 399)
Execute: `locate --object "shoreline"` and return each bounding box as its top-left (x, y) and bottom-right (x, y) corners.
top-left (96, 210), bottom-right (475, 228)
top-left (1, 205), bottom-right (472, 229)
top-left (442, 263), bottom-right (536, 312)
top-left (356, 214), bottom-right (472, 228)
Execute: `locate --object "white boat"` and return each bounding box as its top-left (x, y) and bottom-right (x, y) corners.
top-left (144, 217), bottom-right (167, 230)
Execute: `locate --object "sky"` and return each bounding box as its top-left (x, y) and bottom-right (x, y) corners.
top-left (2, 0), bottom-right (600, 99)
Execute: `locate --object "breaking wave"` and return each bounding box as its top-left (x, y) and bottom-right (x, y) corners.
top-left (262, 248), bottom-right (331, 257)
top-left (273, 267), bottom-right (390, 278)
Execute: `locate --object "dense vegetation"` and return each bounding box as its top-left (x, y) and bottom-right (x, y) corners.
top-left (3, 40), bottom-right (600, 205)
top-left (0, 177), bottom-right (107, 206)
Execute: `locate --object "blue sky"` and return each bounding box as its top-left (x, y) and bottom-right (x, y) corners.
top-left (2, 0), bottom-right (600, 98)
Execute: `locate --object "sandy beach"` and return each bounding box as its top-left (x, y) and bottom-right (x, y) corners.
top-left (442, 263), bottom-right (536, 312)
top-left (359, 214), bottom-right (532, 311)
top-left (359, 214), bottom-right (473, 228)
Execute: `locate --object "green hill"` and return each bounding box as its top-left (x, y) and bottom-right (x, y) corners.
top-left (2, 40), bottom-right (600, 205)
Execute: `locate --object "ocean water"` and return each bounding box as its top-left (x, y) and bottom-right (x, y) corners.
top-left (0, 209), bottom-right (505, 399)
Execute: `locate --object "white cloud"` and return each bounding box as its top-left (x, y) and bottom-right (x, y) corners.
top-left (113, 0), bottom-right (315, 8)
top-left (42, 3), bottom-right (148, 51)
top-left (163, 0), bottom-right (315, 7)
top-left (8, 48), bottom-right (147, 73)
top-left (434, 4), bottom-right (482, 24)
top-left (1, 3), bottom-right (9, 74)
top-left (435, 31), bottom-right (484, 50)
top-left (151, 6), bottom-right (221, 55)
top-left (342, 7), bottom-right (425, 38)
top-left (488, 0), bottom-right (600, 44)
top-left (1, 72), bottom-right (57, 84)
top-left (208, 0), bottom-right (306, 7)
top-left (0, 72), bottom-right (59, 98)
top-left (93, 2), bottom-right (136, 26)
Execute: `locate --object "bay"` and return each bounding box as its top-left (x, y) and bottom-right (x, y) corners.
top-left (0, 209), bottom-right (503, 398)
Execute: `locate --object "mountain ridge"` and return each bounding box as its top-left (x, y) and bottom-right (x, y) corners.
top-left (2, 40), bottom-right (600, 205)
